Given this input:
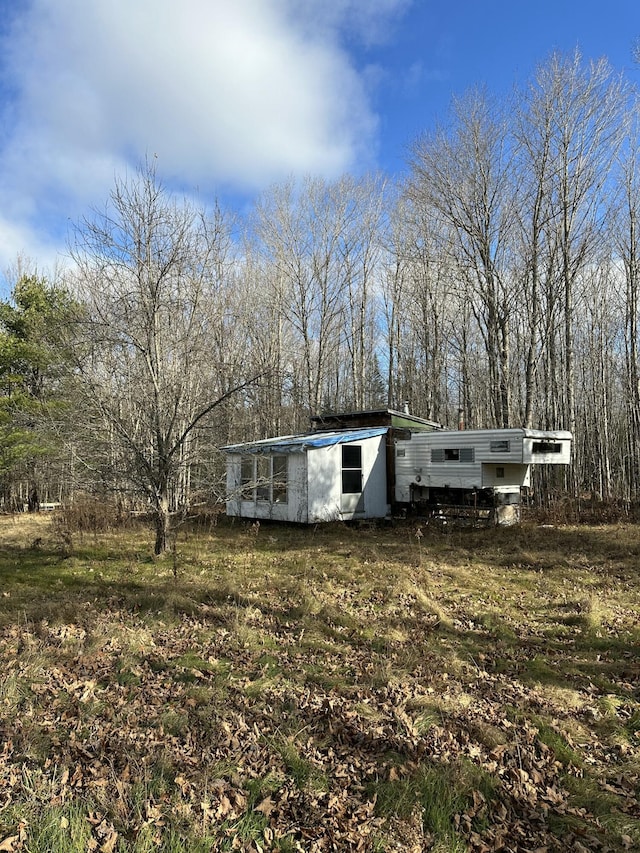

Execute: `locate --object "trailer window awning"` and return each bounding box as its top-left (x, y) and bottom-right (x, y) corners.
top-left (222, 427), bottom-right (389, 455)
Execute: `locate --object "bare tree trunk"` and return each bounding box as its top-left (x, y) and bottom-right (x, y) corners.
top-left (154, 486), bottom-right (170, 556)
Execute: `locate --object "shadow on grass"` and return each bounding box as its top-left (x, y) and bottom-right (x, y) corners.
top-left (0, 540), bottom-right (213, 627)
top-left (1, 520), bottom-right (639, 705)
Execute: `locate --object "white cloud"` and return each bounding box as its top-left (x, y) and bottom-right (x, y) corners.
top-left (0, 215), bottom-right (68, 289)
top-left (0, 0), bottom-right (411, 278)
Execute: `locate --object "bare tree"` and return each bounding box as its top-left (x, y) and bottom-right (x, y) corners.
top-left (335, 174), bottom-right (388, 411)
top-left (408, 88), bottom-right (517, 427)
top-left (69, 162), bottom-right (261, 554)
top-left (527, 52), bottom-right (628, 467)
top-left (612, 110), bottom-right (640, 501)
top-left (254, 177), bottom-right (355, 418)
top-left (512, 71), bottom-right (560, 428)
top-left (385, 195), bottom-right (459, 423)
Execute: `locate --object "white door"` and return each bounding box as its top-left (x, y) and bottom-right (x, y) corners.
top-left (341, 444), bottom-right (364, 514)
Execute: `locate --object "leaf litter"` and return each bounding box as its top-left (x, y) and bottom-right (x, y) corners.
top-left (0, 520), bottom-right (639, 851)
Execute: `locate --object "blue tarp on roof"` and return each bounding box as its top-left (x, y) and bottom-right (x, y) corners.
top-left (222, 427), bottom-right (389, 455)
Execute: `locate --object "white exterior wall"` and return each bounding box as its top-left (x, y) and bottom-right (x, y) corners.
top-left (307, 435), bottom-right (389, 522)
top-left (395, 431), bottom-right (495, 494)
top-left (363, 436), bottom-right (391, 519)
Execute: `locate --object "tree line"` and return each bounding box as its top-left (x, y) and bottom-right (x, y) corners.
top-left (2, 50), bottom-right (640, 549)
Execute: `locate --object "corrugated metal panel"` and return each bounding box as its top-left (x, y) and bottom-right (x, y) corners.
top-left (222, 427), bottom-right (389, 455)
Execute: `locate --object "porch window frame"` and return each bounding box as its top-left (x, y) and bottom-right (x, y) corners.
top-left (239, 453), bottom-right (289, 504)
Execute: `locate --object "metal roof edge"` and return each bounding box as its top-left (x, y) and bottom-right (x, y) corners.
top-left (222, 426), bottom-right (390, 455)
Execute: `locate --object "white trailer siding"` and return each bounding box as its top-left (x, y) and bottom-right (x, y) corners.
top-left (394, 428), bottom-right (571, 498)
top-left (482, 463), bottom-right (531, 490)
top-left (523, 433), bottom-right (572, 465)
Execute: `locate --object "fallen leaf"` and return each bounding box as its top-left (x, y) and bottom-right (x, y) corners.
top-left (100, 832), bottom-right (118, 853)
top-left (254, 796), bottom-right (274, 817)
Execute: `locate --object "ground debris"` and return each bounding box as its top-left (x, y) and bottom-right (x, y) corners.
top-left (1, 518), bottom-right (639, 850)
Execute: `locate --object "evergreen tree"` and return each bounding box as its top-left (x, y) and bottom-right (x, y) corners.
top-left (0, 275), bottom-right (75, 507)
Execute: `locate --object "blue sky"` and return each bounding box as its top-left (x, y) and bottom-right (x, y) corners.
top-left (0, 0), bottom-right (638, 287)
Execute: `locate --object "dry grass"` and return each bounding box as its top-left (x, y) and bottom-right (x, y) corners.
top-left (0, 514), bottom-right (639, 851)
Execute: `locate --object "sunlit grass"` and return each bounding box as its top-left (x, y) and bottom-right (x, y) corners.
top-left (1, 514), bottom-right (639, 851)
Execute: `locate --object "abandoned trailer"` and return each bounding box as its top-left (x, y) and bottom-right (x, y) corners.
top-left (394, 427), bottom-right (572, 524)
top-left (223, 409), bottom-right (572, 525)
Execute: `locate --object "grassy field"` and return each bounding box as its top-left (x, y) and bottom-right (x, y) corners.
top-left (0, 513), bottom-right (639, 852)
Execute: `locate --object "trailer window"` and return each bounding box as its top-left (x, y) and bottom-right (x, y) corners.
top-left (490, 440), bottom-right (510, 452)
top-left (432, 448), bottom-right (474, 463)
top-left (532, 441), bottom-right (562, 454)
